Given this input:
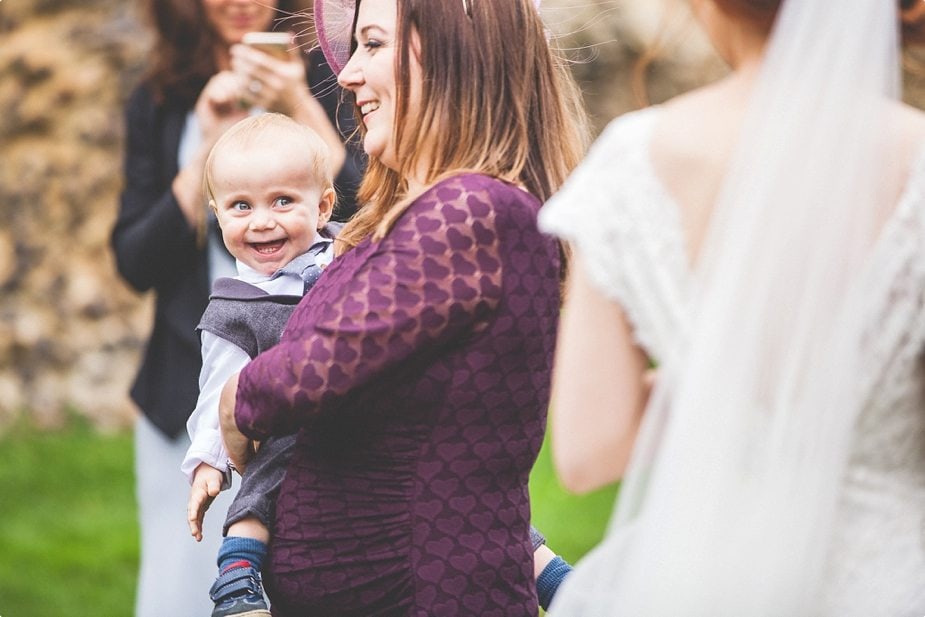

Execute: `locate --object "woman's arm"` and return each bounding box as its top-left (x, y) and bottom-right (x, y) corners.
top-left (219, 371), bottom-right (251, 471)
top-left (112, 77), bottom-right (247, 292)
top-left (550, 250), bottom-right (649, 493)
top-left (233, 178), bottom-right (512, 441)
top-left (111, 86), bottom-right (200, 291)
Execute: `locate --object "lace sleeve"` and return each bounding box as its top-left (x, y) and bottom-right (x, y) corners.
top-left (538, 109), bottom-right (687, 361)
top-left (856, 145), bottom-right (925, 397)
top-left (234, 175), bottom-right (505, 439)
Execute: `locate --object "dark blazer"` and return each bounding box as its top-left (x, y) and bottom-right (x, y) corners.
top-left (112, 50), bottom-right (362, 438)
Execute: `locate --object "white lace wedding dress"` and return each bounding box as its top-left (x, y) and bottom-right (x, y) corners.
top-left (539, 107), bottom-right (925, 616)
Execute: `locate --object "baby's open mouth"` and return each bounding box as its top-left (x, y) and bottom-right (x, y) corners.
top-left (251, 239), bottom-right (285, 254)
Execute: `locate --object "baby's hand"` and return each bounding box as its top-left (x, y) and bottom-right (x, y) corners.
top-left (187, 463), bottom-right (226, 542)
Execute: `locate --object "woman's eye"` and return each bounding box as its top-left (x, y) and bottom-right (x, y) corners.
top-left (363, 39), bottom-right (383, 51)
top-left (232, 201), bottom-right (250, 212)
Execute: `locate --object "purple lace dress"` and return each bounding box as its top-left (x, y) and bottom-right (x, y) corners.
top-left (235, 173), bottom-right (561, 616)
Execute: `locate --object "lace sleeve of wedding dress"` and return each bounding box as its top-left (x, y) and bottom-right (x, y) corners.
top-left (818, 143), bottom-right (925, 616)
top-left (856, 146), bottom-right (925, 398)
top-left (538, 108), bottom-right (687, 362)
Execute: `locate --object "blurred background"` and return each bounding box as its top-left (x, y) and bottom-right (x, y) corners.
top-left (0, 0), bottom-right (726, 435)
top-left (1, 0), bottom-right (923, 614)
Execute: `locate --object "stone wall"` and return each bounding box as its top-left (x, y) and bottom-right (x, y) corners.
top-left (0, 0), bottom-right (155, 429)
top-left (0, 0), bottom-right (922, 431)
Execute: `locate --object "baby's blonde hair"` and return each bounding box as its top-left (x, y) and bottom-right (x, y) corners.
top-left (200, 113), bottom-right (335, 244)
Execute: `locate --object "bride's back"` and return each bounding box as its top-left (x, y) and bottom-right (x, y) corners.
top-left (647, 45), bottom-right (925, 617)
top-left (649, 78), bottom-right (925, 267)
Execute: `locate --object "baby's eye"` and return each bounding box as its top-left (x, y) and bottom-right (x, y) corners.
top-left (274, 196), bottom-right (293, 207)
top-left (232, 201), bottom-right (251, 212)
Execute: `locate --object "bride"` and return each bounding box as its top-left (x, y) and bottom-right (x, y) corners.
top-left (540, 0), bottom-right (925, 615)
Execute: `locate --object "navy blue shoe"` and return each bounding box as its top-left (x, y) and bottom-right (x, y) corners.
top-left (209, 564), bottom-right (271, 617)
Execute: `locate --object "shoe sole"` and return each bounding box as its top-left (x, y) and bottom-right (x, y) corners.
top-left (227, 612), bottom-right (271, 617)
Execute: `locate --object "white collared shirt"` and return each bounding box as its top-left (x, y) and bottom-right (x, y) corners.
top-left (180, 238), bottom-right (334, 483)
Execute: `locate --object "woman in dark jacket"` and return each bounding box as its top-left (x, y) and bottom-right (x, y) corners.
top-left (111, 1), bottom-right (361, 614)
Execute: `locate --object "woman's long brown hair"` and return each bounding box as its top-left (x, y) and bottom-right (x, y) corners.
top-left (335, 0), bottom-right (590, 255)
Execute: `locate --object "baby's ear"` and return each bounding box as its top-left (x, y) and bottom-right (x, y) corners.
top-left (208, 200), bottom-right (224, 230)
top-left (317, 188), bottom-right (336, 228)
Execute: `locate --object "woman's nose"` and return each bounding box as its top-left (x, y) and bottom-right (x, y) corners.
top-left (337, 53), bottom-right (363, 90)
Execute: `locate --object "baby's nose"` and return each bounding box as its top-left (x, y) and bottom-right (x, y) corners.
top-left (250, 211), bottom-right (277, 229)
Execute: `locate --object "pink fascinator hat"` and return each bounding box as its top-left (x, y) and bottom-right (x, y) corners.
top-left (314, 0), bottom-right (543, 75)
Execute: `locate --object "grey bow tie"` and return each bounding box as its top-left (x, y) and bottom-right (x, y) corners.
top-left (300, 263), bottom-right (323, 293)
top-left (271, 241), bottom-right (330, 294)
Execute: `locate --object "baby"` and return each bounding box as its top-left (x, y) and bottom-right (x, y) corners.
top-left (182, 113), bottom-right (338, 617)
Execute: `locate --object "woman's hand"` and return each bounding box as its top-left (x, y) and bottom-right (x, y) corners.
top-left (172, 71), bottom-right (249, 230)
top-left (230, 42), bottom-right (310, 116)
top-left (194, 70), bottom-right (250, 146)
top-left (218, 371), bottom-right (253, 473)
top-left (230, 42), bottom-right (347, 172)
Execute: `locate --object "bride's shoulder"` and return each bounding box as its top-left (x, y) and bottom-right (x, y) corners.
top-left (594, 107), bottom-right (660, 150)
top-left (887, 103), bottom-right (925, 185)
top-left (886, 104), bottom-right (925, 232)
top-left (890, 101), bottom-right (925, 151)
top-left (894, 101), bottom-right (925, 132)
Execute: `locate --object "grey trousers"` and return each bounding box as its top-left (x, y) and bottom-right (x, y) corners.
top-left (222, 434), bottom-right (297, 535)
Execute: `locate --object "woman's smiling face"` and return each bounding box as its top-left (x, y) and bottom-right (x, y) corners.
top-left (336, 0), bottom-right (423, 172)
top-left (202, 0), bottom-right (278, 47)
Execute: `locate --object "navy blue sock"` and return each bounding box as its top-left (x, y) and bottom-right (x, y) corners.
top-left (217, 536), bottom-right (267, 574)
top-left (536, 555), bottom-right (573, 611)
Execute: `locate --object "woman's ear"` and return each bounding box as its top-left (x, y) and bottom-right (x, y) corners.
top-left (316, 188), bottom-right (337, 228)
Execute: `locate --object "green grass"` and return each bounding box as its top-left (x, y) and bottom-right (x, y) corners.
top-left (0, 415), bottom-right (138, 617)
top-left (0, 417), bottom-right (614, 615)
top-left (530, 437), bottom-right (619, 564)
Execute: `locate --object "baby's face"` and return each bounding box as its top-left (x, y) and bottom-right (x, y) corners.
top-left (210, 141), bottom-right (330, 275)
